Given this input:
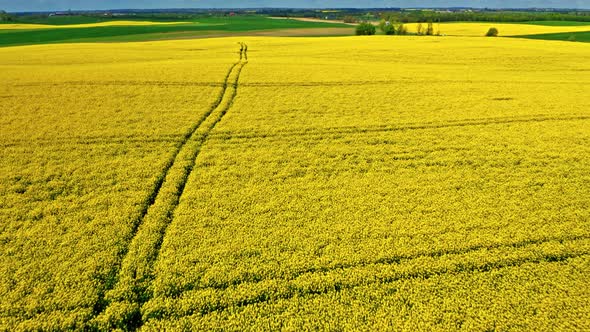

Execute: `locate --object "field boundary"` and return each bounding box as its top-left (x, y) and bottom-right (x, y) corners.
top-left (90, 44), bottom-right (248, 331)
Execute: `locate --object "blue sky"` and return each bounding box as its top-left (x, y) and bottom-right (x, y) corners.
top-left (2, 1), bottom-right (589, 12)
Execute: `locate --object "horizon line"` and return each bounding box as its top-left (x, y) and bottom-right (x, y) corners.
top-left (8, 6), bottom-right (590, 14)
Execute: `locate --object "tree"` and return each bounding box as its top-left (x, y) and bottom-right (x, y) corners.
top-left (0, 10), bottom-right (14, 22)
top-left (396, 24), bottom-right (408, 35)
top-left (416, 23), bottom-right (424, 35)
top-left (343, 16), bottom-right (358, 23)
top-left (425, 22), bottom-right (434, 35)
top-left (379, 20), bottom-right (396, 35)
top-left (356, 22), bottom-right (376, 36)
top-left (486, 27), bottom-right (499, 37)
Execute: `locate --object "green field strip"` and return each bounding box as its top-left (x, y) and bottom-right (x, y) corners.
top-left (91, 46), bottom-right (248, 331)
top-left (512, 30), bottom-right (590, 42)
top-left (2, 16), bottom-right (190, 25)
top-left (522, 21), bottom-right (590, 26)
top-left (434, 20), bottom-right (590, 26)
top-left (0, 17), bottom-right (349, 47)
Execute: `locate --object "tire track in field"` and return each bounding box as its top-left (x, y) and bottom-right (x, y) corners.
top-left (209, 114), bottom-right (590, 143)
top-left (11, 78), bottom-right (590, 89)
top-left (144, 237), bottom-right (590, 321)
top-left (3, 133), bottom-right (182, 145)
top-left (239, 79), bottom-right (590, 87)
top-left (157, 233), bottom-right (590, 297)
top-left (90, 45), bottom-right (248, 331)
top-left (11, 79), bottom-right (588, 88)
top-left (14, 81), bottom-right (225, 88)
top-left (1, 137), bottom-right (181, 148)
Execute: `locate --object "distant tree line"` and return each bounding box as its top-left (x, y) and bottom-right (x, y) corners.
top-left (377, 20), bottom-right (409, 35)
top-left (379, 10), bottom-right (590, 23)
top-left (6, 8), bottom-right (590, 25)
top-left (0, 10), bottom-right (15, 22)
top-left (262, 8), bottom-right (590, 23)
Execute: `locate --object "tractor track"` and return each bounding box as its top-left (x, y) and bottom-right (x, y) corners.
top-left (90, 44), bottom-right (248, 331)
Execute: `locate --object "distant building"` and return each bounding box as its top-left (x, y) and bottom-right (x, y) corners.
top-left (49, 11), bottom-right (72, 16)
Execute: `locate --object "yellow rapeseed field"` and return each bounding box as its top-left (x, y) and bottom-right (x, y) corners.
top-left (405, 22), bottom-right (590, 36)
top-left (1, 35), bottom-right (589, 331)
top-left (0, 39), bottom-right (238, 330)
top-left (0, 21), bottom-right (191, 30)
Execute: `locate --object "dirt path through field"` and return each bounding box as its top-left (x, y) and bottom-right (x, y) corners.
top-left (269, 16), bottom-right (359, 26)
top-left (141, 27), bottom-right (355, 41)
